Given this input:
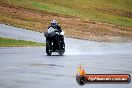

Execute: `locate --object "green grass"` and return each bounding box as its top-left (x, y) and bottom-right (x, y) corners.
top-left (0, 37), bottom-right (45, 47)
top-left (31, 0), bottom-right (132, 27)
top-left (1, 0), bottom-right (132, 27)
top-left (31, 2), bottom-right (78, 16)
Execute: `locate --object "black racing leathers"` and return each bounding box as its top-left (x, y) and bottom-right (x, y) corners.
top-left (47, 25), bottom-right (64, 49)
top-left (48, 25), bottom-right (62, 33)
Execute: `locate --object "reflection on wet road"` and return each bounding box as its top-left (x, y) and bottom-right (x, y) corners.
top-left (0, 38), bottom-right (132, 88)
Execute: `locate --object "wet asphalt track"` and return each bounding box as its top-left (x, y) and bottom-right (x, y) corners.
top-left (0, 24), bottom-right (132, 88)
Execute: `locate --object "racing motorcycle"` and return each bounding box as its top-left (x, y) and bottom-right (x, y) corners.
top-left (44, 27), bottom-right (65, 56)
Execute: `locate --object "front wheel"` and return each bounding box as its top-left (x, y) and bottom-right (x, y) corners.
top-left (58, 42), bottom-right (65, 56)
top-left (46, 40), bottom-right (52, 56)
top-left (58, 50), bottom-right (64, 56)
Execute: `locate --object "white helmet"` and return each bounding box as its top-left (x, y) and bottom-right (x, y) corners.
top-left (51, 19), bottom-right (57, 25)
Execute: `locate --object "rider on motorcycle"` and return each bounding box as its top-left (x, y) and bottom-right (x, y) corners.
top-left (47, 20), bottom-right (64, 49)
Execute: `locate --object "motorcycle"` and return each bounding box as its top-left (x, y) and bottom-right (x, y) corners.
top-left (44, 28), bottom-right (65, 56)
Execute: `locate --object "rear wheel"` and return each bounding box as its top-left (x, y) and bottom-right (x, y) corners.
top-left (46, 40), bottom-right (52, 56)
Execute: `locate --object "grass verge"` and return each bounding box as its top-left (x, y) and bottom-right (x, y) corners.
top-left (0, 37), bottom-right (45, 47)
